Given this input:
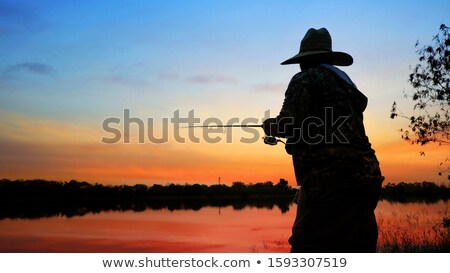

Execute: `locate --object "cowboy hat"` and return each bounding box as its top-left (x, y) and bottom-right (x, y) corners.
top-left (281, 28), bottom-right (353, 66)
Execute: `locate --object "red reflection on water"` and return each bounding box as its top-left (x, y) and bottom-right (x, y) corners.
top-left (0, 207), bottom-right (293, 253)
top-left (0, 201), bottom-right (447, 253)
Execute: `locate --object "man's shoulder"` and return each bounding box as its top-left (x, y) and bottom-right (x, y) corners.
top-left (290, 66), bottom-right (333, 84)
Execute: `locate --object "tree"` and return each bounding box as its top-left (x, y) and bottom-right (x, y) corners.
top-left (391, 24), bottom-right (450, 146)
top-left (391, 24), bottom-right (450, 178)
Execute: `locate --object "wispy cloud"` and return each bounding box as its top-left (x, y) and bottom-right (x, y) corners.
top-left (157, 72), bottom-right (236, 85)
top-left (0, 2), bottom-right (46, 36)
top-left (251, 82), bottom-right (285, 93)
top-left (158, 72), bottom-right (180, 81)
top-left (5, 62), bottom-right (54, 75)
top-left (95, 74), bottom-right (150, 88)
top-left (185, 74), bottom-right (237, 84)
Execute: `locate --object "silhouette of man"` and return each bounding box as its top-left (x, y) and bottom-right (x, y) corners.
top-left (263, 28), bottom-right (384, 252)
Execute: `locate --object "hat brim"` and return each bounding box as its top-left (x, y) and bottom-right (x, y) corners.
top-left (281, 51), bottom-right (353, 66)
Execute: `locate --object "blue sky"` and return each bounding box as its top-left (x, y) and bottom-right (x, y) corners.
top-left (0, 0), bottom-right (449, 184)
top-left (1, 1), bottom-right (447, 112)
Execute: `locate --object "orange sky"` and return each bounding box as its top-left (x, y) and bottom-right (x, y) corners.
top-left (0, 1), bottom-right (448, 187)
top-left (0, 110), bottom-right (448, 186)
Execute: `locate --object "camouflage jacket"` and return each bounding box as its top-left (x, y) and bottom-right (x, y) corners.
top-left (270, 65), bottom-right (384, 187)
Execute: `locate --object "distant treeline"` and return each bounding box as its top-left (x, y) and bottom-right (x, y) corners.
top-left (380, 182), bottom-right (450, 203)
top-left (0, 179), bottom-right (449, 220)
top-left (0, 178), bottom-right (294, 200)
top-left (0, 178), bottom-right (295, 219)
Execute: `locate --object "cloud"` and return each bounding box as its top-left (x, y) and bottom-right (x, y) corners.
top-left (90, 63), bottom-right (151, 88)
top-left (158, 72), bottom-right (180, 81)
top-left (251, 82), bottom-right (285, 93)
top-left (5, 62), bottom-right (54, 75)
top-left (102, 74), bottom-right (148, 87)
top-left (0, 2), bottom-right (46, 36)
top-left (185, 74), bottom-right (237, 84)
top-left (0, 110), bottom-right (293, 185)
top-left (157, 72), bottom-right (236, 85)
top-left (0, 2), bottom-right (22, 17)
top-left (91, 74), bottom-right (151, 90)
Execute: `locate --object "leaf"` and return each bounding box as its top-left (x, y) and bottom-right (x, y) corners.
top-left (392, 24), bottom-right (450, 146)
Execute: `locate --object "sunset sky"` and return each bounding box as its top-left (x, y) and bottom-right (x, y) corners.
top-left (0, 0), bottom-right (449, 186)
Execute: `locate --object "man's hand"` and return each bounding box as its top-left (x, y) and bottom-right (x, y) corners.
top-left (262, 118), bottom-right (277, 136)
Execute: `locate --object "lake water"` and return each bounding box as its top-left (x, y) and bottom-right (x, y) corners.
top-left (0, 200), bottom-right (448, 252)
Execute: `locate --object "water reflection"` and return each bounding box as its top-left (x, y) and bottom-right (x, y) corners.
top-left (2, 197), bottom-right (450, 221)
top-left (0, 200), bottom-right (448, 253)
top-left (0, 203), bottom-right (295, 253)
top-left (0, 197), bottom-right (293, 220)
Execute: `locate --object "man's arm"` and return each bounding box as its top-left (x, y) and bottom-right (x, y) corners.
top-left (263, 72), bottom-right (313, 138)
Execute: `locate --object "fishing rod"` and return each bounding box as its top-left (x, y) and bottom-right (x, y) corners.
top-left (179, 124), bottom-right (285, 146)
top-left (179, 124), bottom-right (262, 129)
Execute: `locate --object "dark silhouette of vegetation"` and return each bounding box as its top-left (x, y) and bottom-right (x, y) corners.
top-left (377, 211), bottom-right (450, 253)
top-left (381, 181), bottom-right (450, 203)
top-left (391, 24), bottom-right (450, 146)
top-left (390, 24), bottom-right (450, 179)
top-left (0, 179), bottom-right (449, 220)
top-left (0, 178), bottom-right (295, 219)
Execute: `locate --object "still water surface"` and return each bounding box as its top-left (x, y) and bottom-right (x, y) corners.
top-left (0, 200), bottom-right (448, 252)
